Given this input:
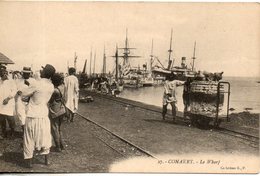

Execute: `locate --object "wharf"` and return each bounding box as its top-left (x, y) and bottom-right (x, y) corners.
top-left (82, 91), bottom-right (259, 138)
top-left (78, 90), bottom-right (259, 157)
top-left (0, 90), bottom-right (258, 172)
top-left (0, 116), bottom-right (124, 172)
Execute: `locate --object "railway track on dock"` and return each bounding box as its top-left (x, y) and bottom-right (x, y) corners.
top-left (81, 91), bottom-right (259, 147)
top-left (76, 112), bottom-right (158, 160)
top-left (215, 128), bottom-right (259, 147)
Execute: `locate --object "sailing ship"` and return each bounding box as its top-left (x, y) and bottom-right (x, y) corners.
top-left (114, 30), bottom-right (154, 88)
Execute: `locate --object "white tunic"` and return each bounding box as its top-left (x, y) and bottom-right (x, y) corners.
top-left (0, 79), bottom-right (17, 116)
top-left (22, 78), bottom-right (53, 119)
top-left (163, 80), bottom-right (184, 105)
top-left (64, 75), bottom-right (79, 113)
top-left (14, 78), bottom-right (36, 125)
top-left (21, 78), bottom-right (54, 159)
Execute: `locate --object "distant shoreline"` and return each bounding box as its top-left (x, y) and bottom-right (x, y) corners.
top-left (223, 76), bottom-right (260, 79)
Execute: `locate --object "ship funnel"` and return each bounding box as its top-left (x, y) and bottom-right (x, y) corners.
top-left (181, 57), bottom-right (187, 68)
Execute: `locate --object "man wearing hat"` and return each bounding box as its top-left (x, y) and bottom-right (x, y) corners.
top-left (14, 67), bottom-right (36, 131)
top-left (162, 74), bottom-right (184, 122)
top-left (19, 64), bottom-right (55, 168)
top-left (0, 67), bottom-right (16, 139)
top-left (21, 67), bottom-right (32, 84)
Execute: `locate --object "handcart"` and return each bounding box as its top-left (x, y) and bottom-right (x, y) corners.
top-left (185, 81), bottom-right (231, 128)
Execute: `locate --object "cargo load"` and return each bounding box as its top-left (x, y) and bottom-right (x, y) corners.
top-left (189, 81), bottom-right (224, 118)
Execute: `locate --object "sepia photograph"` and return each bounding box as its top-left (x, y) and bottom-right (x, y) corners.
top-left (0, 1), bottom-right (259, 173)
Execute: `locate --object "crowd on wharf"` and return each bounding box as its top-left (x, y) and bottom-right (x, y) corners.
top-left (0, 63), bottom-right (150, 168)
top-left (78, 73), bottom-right (123, 96)
top-left (0, 60), bottom-right (228, 169)
top-left (0, 64), bottom-right (79, 168)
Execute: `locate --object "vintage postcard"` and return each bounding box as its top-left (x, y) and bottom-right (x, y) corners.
top-left (0, 1), bottom-right (259, 174)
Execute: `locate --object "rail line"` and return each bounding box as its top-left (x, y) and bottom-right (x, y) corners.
top-left (76, 112), bottom-right (158, 160)
top-left (88, 131), bottom-right (126, 157)
top-left (216, 127), bottom-right (259, 146)
top-left (81, 91), bottom-right (259, 146)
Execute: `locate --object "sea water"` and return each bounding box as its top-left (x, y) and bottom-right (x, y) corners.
top-left (120, 77), bottom-right (260, 114)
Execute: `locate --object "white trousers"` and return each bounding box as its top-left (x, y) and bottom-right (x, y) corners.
top-left (14, 96), bottom-right (27, 126)
top-left (23, 117), bottom-right (52, 159)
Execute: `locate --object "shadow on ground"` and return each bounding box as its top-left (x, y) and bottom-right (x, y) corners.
top-left (0, 152), bottom-right (25, 168)
top-left (143, 118), bottom-right (213, 130)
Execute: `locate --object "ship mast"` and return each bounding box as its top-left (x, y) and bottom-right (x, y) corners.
top-left (118, 29), bottom-right (140, 66)
top-left (89, 47), bottom-right (92, 76)
top-left (93, 51), bottom-right (96, 74)
top-left (124, 29), bottom-right (129, 65)
top-left (192, 41), bottom-right (196, 71)
top-left (115, 45), bottom-right (119, 81)
top-left (102, 46), bottom-right (106, 75)
top-left (111, 44), bottom-right (120, 81)
top-left (82, 59), bottom-right (87, 74)
top-left (74, 52), bottom-right (77, 73)
top-left (167, 29), bottom-right (173, 70)
top-left (150, 39), bottom-right (154, 72)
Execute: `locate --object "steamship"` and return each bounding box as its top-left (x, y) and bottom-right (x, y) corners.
top-left (151, 30), bottom-right (197, 81)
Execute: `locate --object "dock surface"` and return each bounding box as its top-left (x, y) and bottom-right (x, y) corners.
top-left (0, 91), bottom-right (259, 172)
top-left (78, 91), bottom-right (259, 157)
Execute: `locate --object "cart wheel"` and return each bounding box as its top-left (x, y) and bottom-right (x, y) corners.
top-left (189, 116), bottom-right (198, 127)
top-left (213, 121), bottom-right (219, 128)
top-left (197, 118), bottom-right (210, 129)
top-left (214, 119), bottom-right (222, 128)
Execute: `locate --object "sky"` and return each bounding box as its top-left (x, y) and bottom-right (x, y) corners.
top-left (0, 2), bottom-right (259, 77)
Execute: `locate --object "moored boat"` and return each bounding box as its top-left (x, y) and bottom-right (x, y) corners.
top-left (116, 30), bottom-right (154, 88)
top-left (151, 30), bottom-right (197, 81)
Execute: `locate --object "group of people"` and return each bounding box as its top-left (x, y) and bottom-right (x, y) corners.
top-left (0, 64), bottom-right (79, 168)
top-left (90, 76), bottom-right (122, 96)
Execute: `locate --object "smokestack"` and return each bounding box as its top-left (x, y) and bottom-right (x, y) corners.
top-left (181, 57), bottom-right (186, 68)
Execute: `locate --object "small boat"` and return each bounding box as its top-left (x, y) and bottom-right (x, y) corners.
top-left (122, 75), bottom-right (143, 88)
top-left (141, 76), bottom-right (154, 87)
top-left (132, 67), bottom-right (154, 87)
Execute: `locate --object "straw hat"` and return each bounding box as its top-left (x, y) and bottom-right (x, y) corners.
top-left (22, 67), bottom-right (32, 73)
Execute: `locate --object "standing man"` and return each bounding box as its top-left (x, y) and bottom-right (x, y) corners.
top-left (162, 74), bottom-right (184, 122)
top-left (21, 64), bottom-right (55, 168)
top-left (0, 67), bottom-right (16, 139)
top-left (64, 67), bottom-right (79, 122)
top-left (183, 77), bottom-right (192, 119)
top-left (14, 67), bottom-right (35, 132)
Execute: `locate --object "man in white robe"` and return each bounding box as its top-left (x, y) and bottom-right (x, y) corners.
top-left (0, 69), bottom-right (17, 139)
top-left (162, 74), bottom-right (184, 122)
top-left (20, 64), bottom-right (55, 168)
top-left (14, 67), bottom-right (35, 130)
top-left (64, 67), bottom-right (79, 122)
